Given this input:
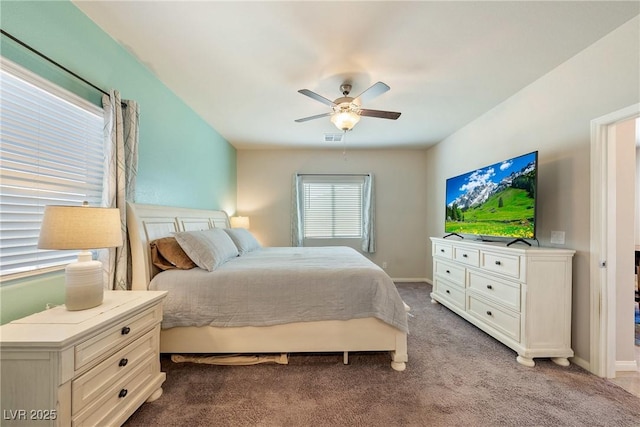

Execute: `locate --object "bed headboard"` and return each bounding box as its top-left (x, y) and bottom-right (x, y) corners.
top-left (126, 202), bottom-right (230, 290)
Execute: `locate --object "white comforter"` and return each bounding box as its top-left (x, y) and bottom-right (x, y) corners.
top-left (149, 246), bottom-right (409, 333)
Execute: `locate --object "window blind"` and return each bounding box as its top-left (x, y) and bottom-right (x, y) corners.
top-left (0, 59), bottom-right (105, 278)
top-left (303, 177), bottom-right (364, 239)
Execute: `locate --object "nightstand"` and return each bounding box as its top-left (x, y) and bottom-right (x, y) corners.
top-left (0, 290), bottom-right (167, 426)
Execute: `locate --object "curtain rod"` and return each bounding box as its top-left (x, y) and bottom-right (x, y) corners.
top-left (1, 29), bottom-right (114, 99)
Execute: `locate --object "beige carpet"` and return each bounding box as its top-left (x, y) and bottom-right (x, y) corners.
top-left (124, 283), bottom-right (640, 426)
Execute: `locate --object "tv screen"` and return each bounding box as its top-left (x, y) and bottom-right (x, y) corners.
top-left (445, 151), bottom-right (538, 240)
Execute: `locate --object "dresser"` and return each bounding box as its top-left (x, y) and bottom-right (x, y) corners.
top-left (430, 237), bottom-right (575, 367)
top-left (0, 291), bottom-right (167, 426)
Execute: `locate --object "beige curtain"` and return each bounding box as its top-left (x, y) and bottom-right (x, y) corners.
top-left (101, 90), bottom-right (139, 290)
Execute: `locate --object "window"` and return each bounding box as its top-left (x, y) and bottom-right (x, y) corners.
top-left (0, 58), bottom-right (105, 279)
top-left (302, 176), bottom-right (364, 239)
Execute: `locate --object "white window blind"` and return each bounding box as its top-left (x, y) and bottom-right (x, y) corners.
top-left (0, 59), bottom-right (105, 278)
top-left (303, 176), bottom-right (364, 239)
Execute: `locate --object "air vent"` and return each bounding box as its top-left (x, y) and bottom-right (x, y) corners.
top-left (324, 133), bottom-right (344, 143)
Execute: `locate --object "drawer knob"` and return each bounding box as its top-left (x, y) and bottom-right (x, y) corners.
top-left (486, 311), bottom-right (492, 316)
top-left (445, 290), bottom-right (450, 294)
top-left (119, 358), bottom-right (128, 367)
top-left (446, 270), bottom-right (450, 274)
top-left (440, 249), bottom-right (445, 253)
top-left (118, 389), bottom-right (128, 398)
top-left (462, 254), bottom-right (468, 258)
top-left (487, 285), bottom-right (493, 290)
top-left (495, 260), bottom-right (501, 265)
top-left (121, 326), bottom-right (131, 335)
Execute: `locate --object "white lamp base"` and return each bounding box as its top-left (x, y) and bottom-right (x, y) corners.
top-left (65, 251), bottom-right (104, 311)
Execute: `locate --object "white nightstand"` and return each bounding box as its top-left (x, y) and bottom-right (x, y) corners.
top-left (0, 290), bottom-right (167, 426)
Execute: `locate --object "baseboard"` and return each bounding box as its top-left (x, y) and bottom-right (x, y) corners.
top-left (392, 278), bottom-right (429, 283)
top-left (571, 355), bottom-right (590, 373)
top-left (615, 359), bottom-right (639, 372)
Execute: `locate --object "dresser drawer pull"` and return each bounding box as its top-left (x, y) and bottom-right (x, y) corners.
top-left (446, 270), bottom-right (450, 274)
top-left (445, 290), bottom-right (450, 294)
top-left (121, 326), bottom-right (131, 335)
top-left (440, 249), bottom-right (445, 253)
top-left (118, 389), bottom-right (128, 398)
top-left (486, 311), bottom-right (492, 316)
top-left (119, 358), bottom-right (128, 367)
top-left (487, 285), bottom-right (493, 290)
top-left (495, 260), bottom-right (501, 265)
top-left (462, 254), bottom-right (468, 258)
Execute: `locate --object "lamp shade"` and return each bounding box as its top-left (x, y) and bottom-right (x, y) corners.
top-left (230, 216), bottom-right (250, 229)
top-left (331, 110), bottom-right (361, 131)
top-left (38, 205), bottom-right (123, 250)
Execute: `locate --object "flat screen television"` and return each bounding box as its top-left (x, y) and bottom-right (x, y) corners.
top-left (445, 151), bottom-right (538, 244)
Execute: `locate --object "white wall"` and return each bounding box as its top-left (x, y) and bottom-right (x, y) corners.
top-left (237, 149), bottom-right (428, 279)
top-left (425, 17), bottom-right (640, 364)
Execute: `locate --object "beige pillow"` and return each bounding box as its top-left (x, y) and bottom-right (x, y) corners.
top-left (150, 237), bottom-right (197, 271)
top-left (174, 228), bottom-right (239, 272)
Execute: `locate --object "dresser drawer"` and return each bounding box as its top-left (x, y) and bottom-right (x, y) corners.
top-left (480, 251), bottom-right (521, 279)
top-left (468, 271), bottom-right (521, 312)
top-left (433, 242), bottom-right (452, 259)
top-left (453, 247), bottom-right (479, 267)
top-left (72, 326), bottom-right (159, 413)
top-left (468, 295), bottom-right (520, 341)
top-left (434, 259), bottom-right (465, 286)
top-left (434, 277), bottom-right (466, 310)
top-left (75, 304), bottom-right (162, 371)
top-left (72, 354), bottom-right (157, 427)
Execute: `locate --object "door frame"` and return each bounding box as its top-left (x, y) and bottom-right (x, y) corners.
top-left (590, 103), bottom-right (639, 378)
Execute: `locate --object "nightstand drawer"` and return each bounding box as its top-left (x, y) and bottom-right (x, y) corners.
top-left (72, 354), bottom-right (157, 427)
top-left (75, 304), bottom-right (162, 371)
top-left (72, 325), bottom-right (158, 413)
top-left (468, 271), bottom-right (521, 312)
top-left (434, 259), bottom-right (465, 286)
top-left (468, 295), bottom-right (520, 341)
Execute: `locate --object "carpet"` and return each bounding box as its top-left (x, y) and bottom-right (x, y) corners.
top-left (124, 283), bottom-right (640, 427)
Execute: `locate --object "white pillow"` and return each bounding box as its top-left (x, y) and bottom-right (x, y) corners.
top-left (223, 228), bottom-right (261, 255)
top-left (174, 228), bottom-right (239, 272)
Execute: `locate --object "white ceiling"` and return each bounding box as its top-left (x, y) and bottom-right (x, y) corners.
top-left (73, 1), bottom-right (639, 150)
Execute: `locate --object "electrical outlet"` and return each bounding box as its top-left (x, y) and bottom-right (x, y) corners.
top-left (550, 231), bottom-right (565, 245)
top-left (382, 261), bottom-right (388, 269)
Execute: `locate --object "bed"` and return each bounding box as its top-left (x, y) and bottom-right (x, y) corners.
top-left (126, 202), bottom-right (408, 371)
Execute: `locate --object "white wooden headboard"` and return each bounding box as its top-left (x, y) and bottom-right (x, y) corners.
top-left (126, 202), bottom-right (230, 290)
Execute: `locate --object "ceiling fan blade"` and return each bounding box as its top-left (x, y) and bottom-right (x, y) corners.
top-left (295, 112), bottom-right (333, 123)
top-left (353, 81), bottom-right (390, 104)
top-left (298, 89), bottom-right (336, 107)
top-left (360, 109), bottom-right (401, 120)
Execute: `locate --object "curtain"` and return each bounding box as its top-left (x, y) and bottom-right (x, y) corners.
top-left (362, 173), bottom-right (376, 253)
top-left (291, 173), bottom-right (304, 247)
top-left (101, 90), bottom-right (139, 290)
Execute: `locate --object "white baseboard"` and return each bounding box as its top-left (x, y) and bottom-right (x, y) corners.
top-left (391, 278), bottom-right (429, 283)
top-left (615, 359), bottom-right (639, 372)
top-left (571, 355), bottom-right (590, 373)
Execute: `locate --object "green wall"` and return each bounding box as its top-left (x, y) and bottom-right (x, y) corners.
top-left (0, 1), bottom-right (237, 323)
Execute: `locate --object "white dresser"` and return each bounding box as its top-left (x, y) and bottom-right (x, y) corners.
top-left (430, 237), bottom-right (575, 367)
top-left (0, 291), bottom-right (167, 426)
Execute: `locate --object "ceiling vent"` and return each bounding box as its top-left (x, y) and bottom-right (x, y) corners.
top-left (323, 133), bottom-right (344, 143)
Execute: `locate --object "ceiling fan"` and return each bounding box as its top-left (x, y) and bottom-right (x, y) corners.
top-left (295, 81), bottom-right (401, 131)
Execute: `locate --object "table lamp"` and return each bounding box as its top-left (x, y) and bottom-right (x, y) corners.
top-left (38, 203), bottom-right (123, 311)
top-left (230, 216), bottom-right (250, 229)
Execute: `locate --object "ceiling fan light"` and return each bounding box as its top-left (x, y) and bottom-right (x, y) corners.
top-left (331, 110), bottom-right (361, 131)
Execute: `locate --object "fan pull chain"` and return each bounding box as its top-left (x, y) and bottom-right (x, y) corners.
top-left (342, 130), bottom-right (348, 161)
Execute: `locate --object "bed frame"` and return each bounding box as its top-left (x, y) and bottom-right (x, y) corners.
top-left (126, 202), bottom-right (408, 371)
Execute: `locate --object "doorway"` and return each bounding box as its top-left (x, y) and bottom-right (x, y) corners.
top-left (590, 104), bottom-right (640, 379)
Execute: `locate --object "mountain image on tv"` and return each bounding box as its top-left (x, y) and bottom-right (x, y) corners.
top-left (445, 151), bottom-right (538, 239)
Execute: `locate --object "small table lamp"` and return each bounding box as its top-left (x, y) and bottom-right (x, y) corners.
top-left (230, 216), bottom-right (250, 229)
top-left (38, 204), bottom-right (123, 311)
